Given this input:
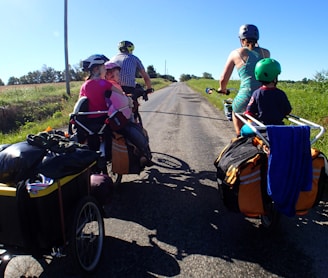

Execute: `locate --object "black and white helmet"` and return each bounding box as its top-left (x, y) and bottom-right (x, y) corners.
top-left (82, 54), bottom-right (109, 71)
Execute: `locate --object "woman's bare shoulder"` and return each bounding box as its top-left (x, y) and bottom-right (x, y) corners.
top-left (228, 47), bottom-right (244, 60)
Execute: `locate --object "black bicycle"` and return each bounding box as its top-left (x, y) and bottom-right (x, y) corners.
top-left (126, 83), bottom-right (153, 126)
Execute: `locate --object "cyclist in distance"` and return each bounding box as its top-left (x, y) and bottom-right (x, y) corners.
top-left (110, 40), bottom-right (154, 97)
top-left (218, 24), bottom-right (270, 137)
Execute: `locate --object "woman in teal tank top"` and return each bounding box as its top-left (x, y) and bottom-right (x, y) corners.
top-left (218, 24), bottom-right (270, 136)
top-left (234, 47), bottom-right (264, 113)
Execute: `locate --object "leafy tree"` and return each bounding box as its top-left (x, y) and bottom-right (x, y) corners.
top-left (40, 66), bottom-right (57, 83)
top-left (179, 74), bottom-right (192, 82)
top-left (7, 76), bottom-right (20, 85)
top-left (314, 70), bottom-right (328, 82)
top-left (160, 74), bottom-right (176, 82)
top-left (0, 78), bottom-right (4, 86)
top-left (147, 65), bottom-right (157, 78)
top-left (20, 71), bottom-right (42, 84)
top-left (202, 72), bottom-right (213, 79)
top-left (69, 64), bottom-right (85, 81)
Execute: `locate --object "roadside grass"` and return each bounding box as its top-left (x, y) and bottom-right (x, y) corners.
top-left (187, 78), bottom-right (328, 154)
top-left (0, 78), bottom-right (170, 144)
top-left (1, 77), bottom-right (327, 155)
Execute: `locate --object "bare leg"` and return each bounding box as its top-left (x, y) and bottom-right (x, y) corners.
top-left (232, 111), bottom-right (243, 136)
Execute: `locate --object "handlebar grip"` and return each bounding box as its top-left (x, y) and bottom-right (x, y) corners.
top-left (216, 89), bottom-right (230, 95)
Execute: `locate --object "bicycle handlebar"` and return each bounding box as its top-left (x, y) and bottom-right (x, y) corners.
top-left (133, 84), bottom-right (154, 101)
top-left (205, 88), bottom-right (230, 95)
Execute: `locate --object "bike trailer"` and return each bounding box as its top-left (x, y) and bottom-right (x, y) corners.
top-left (214, 114), bottom-right (327, 219)
top-left (0, 134), bottom-right (100, 253)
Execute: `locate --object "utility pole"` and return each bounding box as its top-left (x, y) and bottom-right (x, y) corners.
top-left (64, 0), bottom-right (70, 96)
top-left (164, 60), bottom-right (167, 79)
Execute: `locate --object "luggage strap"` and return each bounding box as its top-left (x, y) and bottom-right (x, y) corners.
top-left (27, 130), bottom-right (86, 153)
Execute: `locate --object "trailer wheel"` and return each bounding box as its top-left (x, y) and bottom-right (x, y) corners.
top-left (4, 255), bottom-right (43, 278)
top-left (69, 196), bottom-right (104, 274)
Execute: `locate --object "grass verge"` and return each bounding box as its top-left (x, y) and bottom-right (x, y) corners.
top-left (187, 78), bottom-right (328, 155)
top-left (0, 78), bottom-right (170, 144)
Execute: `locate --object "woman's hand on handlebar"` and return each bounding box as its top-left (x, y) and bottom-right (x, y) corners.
top-left (206, 88), bottom-right (230, 95)
top-left (216, 88), bottom-right (230, 95)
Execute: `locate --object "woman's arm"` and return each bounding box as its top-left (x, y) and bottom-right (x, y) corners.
top-left (219, 51), bottom-right (236, 92)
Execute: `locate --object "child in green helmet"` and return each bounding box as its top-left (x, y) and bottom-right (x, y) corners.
top-left (245, 58), bottom-right (292, 125)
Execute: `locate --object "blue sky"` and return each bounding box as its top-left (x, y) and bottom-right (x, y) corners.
top-left (1, 0), bottom-right (327, 84)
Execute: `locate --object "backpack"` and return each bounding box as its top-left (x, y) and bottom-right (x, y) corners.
top-left (214, 136), bottom-right (268, 216)
top-left (215, 136), bottom-right (328, 217)
top-left (295, 148), bottom-right (327, 215)
top-left (111, 132), bottom-right (142, 174)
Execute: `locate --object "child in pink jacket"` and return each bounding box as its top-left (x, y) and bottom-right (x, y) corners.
top-left (104, 62), bottom-right (152, 167)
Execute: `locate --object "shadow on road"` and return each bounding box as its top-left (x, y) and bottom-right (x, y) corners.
top-left (99, 152), bottom-right (328, 277)
top-left (41, 152), bottom-right (328, 277)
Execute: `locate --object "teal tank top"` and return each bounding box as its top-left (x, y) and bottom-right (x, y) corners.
top-left (232, 47), bottom-right (264, 113)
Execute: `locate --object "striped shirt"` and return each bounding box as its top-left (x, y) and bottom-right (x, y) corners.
top-left (110, 53), bottom-right (145, 87)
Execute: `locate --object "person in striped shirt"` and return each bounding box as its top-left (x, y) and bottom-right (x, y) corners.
top-left (110, 40), bottom-right (153, 97)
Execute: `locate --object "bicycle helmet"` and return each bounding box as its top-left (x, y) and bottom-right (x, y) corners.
top-left (255, 58), bottom-right (281, 82)
top-left (118, 41), bottom-right (134, 54)
top-left (238, 24), bottom-right (259, 41)
top-left (82, 54), bottom-right (109, 71)
top-left (104, 61), bottom-right (121, 71)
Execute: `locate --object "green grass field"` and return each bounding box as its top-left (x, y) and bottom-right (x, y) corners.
top-left (187, 78), bottom-right (328, 155)
top-left (0, 78), bottom-right (170, 144)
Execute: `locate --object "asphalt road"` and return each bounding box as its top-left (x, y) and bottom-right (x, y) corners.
top-left (8, 82), bottom-right (328, 277)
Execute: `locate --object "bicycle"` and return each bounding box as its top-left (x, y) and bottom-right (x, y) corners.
top-left (127, 83), bottom-right (153, 126)
top-left (68, 86), bottom-right (153, 186)
top-left (205, 87), bottom-right (238, 121)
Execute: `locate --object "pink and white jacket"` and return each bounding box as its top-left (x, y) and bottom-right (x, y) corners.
top-left (106, 80), bottom-right (133, 120)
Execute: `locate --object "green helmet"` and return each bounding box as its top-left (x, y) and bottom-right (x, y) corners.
top-left (255, 58), bottom-right (281, 82)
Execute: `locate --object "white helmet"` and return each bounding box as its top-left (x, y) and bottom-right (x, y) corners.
top-left (82, 54), bottom-right (109, 71)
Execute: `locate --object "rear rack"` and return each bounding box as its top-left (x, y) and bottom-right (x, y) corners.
top-left (235, 113), bottom-right (326, 147)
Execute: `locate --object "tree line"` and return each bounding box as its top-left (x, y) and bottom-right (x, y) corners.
top-left (1, 64), bottom-right (327, 86)
top-left (0, 64), bottom-right (176, 86)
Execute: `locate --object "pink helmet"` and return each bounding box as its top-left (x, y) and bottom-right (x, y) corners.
top-left (104, 61), bottom-right (121, 71)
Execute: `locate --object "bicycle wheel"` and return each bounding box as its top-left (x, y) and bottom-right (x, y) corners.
top-left (4, 255), bottom-right (43, 278)
top-left (69, 196), bottom-right (104, 274)
top-left (260, 203), bottom-right (280, 231)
